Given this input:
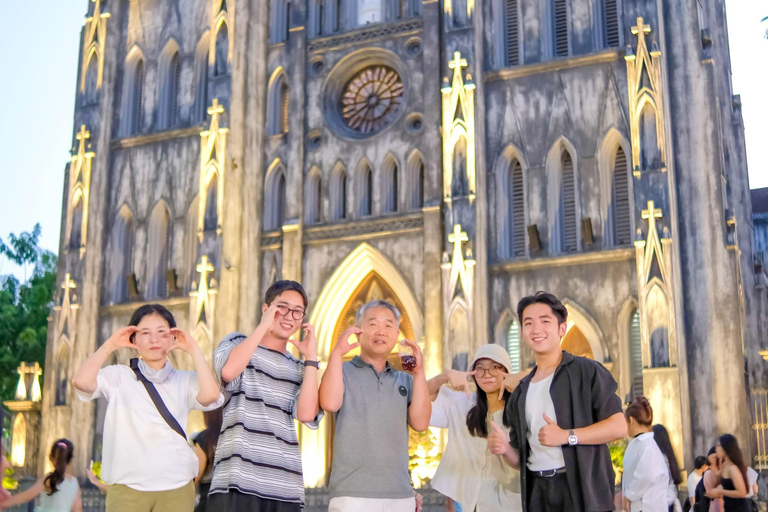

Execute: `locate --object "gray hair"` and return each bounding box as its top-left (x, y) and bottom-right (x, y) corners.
top-left (355, 300), bottom-right (401, 326)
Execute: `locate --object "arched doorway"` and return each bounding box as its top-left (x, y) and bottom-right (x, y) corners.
top-left (302, 243), bottom-right (424, 487)
top-left (561, 325), bottom-right (594, 359)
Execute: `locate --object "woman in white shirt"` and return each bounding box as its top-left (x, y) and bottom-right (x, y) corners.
top-left (622, 397), bottom-right (669, 512)
top-left (426, 344), bottom-right (525, 511)
top-left (73, 304), bottom-right (223, 512)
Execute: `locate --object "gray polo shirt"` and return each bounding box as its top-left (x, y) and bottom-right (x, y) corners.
top-left (328, 355), bottom-right (414, 499)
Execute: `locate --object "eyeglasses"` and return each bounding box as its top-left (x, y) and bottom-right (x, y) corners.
top-left (474, 365), bottom-right (506, 377)
top-left (275, 304), bottom-right (306, 320)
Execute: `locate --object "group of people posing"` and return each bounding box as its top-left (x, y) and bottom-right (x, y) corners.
top-left (0, 283), bottom-right (756, 512)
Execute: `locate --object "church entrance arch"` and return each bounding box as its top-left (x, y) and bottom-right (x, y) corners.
top-left (301, 243), bottom-right (423, 487)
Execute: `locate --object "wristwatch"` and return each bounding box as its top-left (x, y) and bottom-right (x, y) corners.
top-left (568, 429), bottom-right (578, 446)
top-left (304, 360), bottom-right (320, 369)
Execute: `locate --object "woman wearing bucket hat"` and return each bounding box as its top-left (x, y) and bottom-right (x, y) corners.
top-left (426, 344), bottom-right (528, 511)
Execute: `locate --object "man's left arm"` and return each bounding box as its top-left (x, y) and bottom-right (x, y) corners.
top-left (292, 324), bottom-right (322, 424)
top-left (404, 339), bottom-right (431, 432)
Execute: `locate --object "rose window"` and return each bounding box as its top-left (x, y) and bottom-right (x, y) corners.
top-left (341, 66), bottom-right (404, 135)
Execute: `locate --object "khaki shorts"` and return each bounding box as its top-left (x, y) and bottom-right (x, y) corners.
top-left (106, 481), bottom-right (195, 512)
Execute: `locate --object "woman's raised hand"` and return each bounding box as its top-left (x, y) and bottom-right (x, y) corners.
top-left (167, 328), bottom-right (201, 356)
top-left (447, 369), bottom-right (476, 398)
top-left (103, 326), bottom-right (139, 353)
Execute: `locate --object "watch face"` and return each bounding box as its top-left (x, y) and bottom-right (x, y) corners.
top-left (568, 435), bottom-right (577, 445)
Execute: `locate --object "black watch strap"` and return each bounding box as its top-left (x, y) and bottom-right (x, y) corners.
top-left (304, 360), bottom-right (320, 368)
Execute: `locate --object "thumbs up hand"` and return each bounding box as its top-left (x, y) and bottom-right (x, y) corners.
top-left (487, 421), bottom-right (511, 456)
top-left (538, 413), bottom-right (568, 447)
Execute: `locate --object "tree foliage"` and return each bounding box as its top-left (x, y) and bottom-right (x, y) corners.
top-left (0, 224), bottom-right (57, 402)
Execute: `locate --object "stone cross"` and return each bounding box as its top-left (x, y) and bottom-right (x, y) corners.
top-left (631, 17), bottom-right (652, 46)
top-left (448, 52), bottom-right (467, 72)
top-left (641, 200), bottom-right (663, 233)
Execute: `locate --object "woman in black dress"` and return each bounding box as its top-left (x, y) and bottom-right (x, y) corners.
top-left (705, 434), bottom-right (749, 512)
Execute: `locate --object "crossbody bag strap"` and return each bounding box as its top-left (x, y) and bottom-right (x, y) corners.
top-left (130, 358), bottom-right (187, 440)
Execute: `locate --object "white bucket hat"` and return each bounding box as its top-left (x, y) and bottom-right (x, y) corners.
top-left (470, 344), bottom-right (513, 374)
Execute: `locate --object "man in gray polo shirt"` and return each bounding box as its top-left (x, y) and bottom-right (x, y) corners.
top-left (319, 299), bottom-right (431, 512)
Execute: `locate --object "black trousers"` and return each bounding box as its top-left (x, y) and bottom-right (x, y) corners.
top-left (527, 472), bottom-right (575, 512)
top-left (206, 491), bottom-right (302, 512)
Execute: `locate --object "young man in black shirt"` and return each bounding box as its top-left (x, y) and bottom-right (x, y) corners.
top-left (489, 291), bottom-right (627, 512)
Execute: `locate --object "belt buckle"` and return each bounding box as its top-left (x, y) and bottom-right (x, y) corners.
top-left (540, 469), bottom-right (557, 478)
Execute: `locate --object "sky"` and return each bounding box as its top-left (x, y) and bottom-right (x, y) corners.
top-left (0, 0), bottom-right (766, 279)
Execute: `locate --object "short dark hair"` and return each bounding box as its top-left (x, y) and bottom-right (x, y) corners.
top-left (516, 291), bottom-right (568, 325)
top-left (128, 304), bottom-right (176, 342)
top-left (694, 455), bottom-right (709, 470)
top-left (265, 280), bottom-right (308, 308)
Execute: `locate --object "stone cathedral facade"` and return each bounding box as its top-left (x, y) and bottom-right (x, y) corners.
top-left (28, 0), bottom-right (763, 486)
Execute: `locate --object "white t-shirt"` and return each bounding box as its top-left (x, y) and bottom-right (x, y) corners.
top-left (687, 471), bottom-right (702, 500)
top-left (525, 373), bottom-right (565, 471)
top-left (746, 466), bottom-right (758, 498)
top-left (429, 388), bottom-right (522, 512)
top-left (622, 432), bottom-right (669, 512)
top-left (77, 364), bottom-right (224, 492)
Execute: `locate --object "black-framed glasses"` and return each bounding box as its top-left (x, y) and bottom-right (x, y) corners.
top-left (475, 365), bottom-right (506, 377)
top-left (275, 304), bottom-right (306, 320)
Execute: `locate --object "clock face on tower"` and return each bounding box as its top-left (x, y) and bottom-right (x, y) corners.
top-left (341, 66), bottom-right (405, 135)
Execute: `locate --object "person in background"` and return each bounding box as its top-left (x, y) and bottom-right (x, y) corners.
top-left (705, 434), bottom-right (749, 512)
top-left (426, 343), bottom-right (524, 511)
top-left (686, 456), bottom-right (709, 509)
top-left (693, 447), bottom-right (722, 512)
top-left (194, 408), bottom-right (222, 512)
top-left (0, 439), bottom-right (82, 512)
top-left (745, 466), bottom-right (758, 499)
top-left (653, 424), bottom-right (683, 512)
top-left (621, 397), bottom-right (668, 512)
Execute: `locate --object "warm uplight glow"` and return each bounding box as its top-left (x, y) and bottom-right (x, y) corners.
top-left (11, 414), bottom-right (26, 467)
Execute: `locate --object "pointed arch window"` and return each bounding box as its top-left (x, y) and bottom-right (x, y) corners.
top-left (629, 309), bottom-right (643, 400)
top-left (602, 0), bottom-right (620, 48)
top-left (503, 159), bottom-right (525, 258)
top-left (110, 208), bottom-right (134, 303)
top-left (159, 47), bottom-right (181, 129)
top-left (407, 153), bottom-right (425, 210)
top-left (359, 164), bottom-right (373, 217)
top-left (552, 0), bottom-right (569, 57)
top-left (382, 158), bottom-right (399, 213)
top-left (507, 319), bottom-right (522, 372)
top-left (331, 168), bottom-right (348, 220)
top-left (268, 71), bottom-right (289, 136)
top-left (146, 203), bottom-right (170, 299)
top-left (120, 54), bottom-right (145, 136)
top-left (194, 34), bottom-right (210, 122)
top-left (556, 151), bottom-right (577, 253)
top-left (214, 22), bottom-right (229, 77)
top-left (505, 0), bottom-right (520, 66)
top-left (265, 167), bottom-right (287, 230)
top-left (306, 171), bottom-right (322, 224)
top-left (610, 147), bottom-right (632, 246)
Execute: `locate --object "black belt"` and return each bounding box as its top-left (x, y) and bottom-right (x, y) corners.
top-left (529, 467), bottom-right (566, 478)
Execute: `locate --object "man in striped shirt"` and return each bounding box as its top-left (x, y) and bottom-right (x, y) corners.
top-left (207, 280), bottom-right (323, 512)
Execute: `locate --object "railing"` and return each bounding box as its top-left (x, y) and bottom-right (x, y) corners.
top-left (753, 389), bottom-right (768, 470)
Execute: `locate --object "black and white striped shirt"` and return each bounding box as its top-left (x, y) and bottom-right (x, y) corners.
top-left (209, 333), bottom-right (322, 506)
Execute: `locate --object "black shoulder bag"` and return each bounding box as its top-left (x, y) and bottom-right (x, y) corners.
top-left (130, 358), bottom-right (187, 440)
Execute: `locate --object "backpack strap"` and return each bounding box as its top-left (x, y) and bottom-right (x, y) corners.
top-left (130, 358), bottom-right (187, 440)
